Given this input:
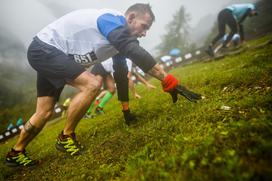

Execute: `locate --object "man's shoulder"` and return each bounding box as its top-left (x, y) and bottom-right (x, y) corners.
top-left (97, 10), bottom-right (126, 38)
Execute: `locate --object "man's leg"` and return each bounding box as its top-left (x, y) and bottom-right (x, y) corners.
top-left (63, 71), bottom-right (101, 135)
top-left (214, 43), bottom-right (224, 54)
top-left (211, 21), bottom-right (226, 47)
top-left (214, 14), bottom-right (237, 54)
top-left (223, 18), bottom-right (238, 47)
top-left (96, 90), bottom-right (107, 100)
top-left (55, 72), bottom-right (101, 155)
top-left (86, 102), bottom-right (95, 116)
top-left (105, 75), bottom-right (116, 95)
top-left (206, 18), bottom-right (225, 57)
top-left (14, 96), bottom-right (55, 151)
top-left (96, 75), bottom-right (115, 114)
top-left (113, 62), bottom-right (137, 125)
top-left (6, 96), bottom-right (55, 167)
top-left (86, 75), bottom-right (103, 116)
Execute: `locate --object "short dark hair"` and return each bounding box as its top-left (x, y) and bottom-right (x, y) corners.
top-left (125, 3), bottom-right (155, 22)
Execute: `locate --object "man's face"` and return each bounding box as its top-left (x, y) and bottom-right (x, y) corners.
top-left (126, 12), bottom-right (153, 38)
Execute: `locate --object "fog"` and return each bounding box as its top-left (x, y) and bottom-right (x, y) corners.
top-left (0, 0), bottom-right (256, 67)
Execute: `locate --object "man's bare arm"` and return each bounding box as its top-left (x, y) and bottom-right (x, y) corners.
top-left (147, 63), bottom-right (167, 81)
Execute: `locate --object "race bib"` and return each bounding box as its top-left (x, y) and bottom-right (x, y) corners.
top-left (72, 51), bottom-right (98, 65)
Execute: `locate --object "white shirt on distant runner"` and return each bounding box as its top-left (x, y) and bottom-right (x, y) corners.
top-left (101, 58), bottom-right (132, 73)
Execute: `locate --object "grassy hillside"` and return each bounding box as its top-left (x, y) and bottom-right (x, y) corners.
top-left (0, 34), bottom-right (272, 181)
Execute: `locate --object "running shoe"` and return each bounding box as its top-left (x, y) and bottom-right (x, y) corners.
top-left (95, 107), bottom-right (104, 115)
top-left (6, 149), bottom-right (39, 167)
top-left (55, 132), bottom-right (82, 156)
top-left (84, 113), bottom-right (94, 119)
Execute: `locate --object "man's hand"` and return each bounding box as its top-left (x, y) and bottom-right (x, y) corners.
top-left (161, 74), bottom-right (202, 103)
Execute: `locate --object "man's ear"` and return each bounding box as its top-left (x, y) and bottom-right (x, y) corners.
top-left (127, 12), bottom-right (136, 24)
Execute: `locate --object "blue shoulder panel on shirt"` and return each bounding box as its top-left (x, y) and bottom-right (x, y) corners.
top-left (97, 13), bottom-right (126, 38)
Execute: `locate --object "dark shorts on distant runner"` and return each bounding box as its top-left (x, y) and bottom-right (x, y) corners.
top-left (91, 63), bottom-right (110, 79)
top-left (27, 36), bottom-right (85, 100)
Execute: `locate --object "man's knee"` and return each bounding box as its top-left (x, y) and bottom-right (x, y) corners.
top-left (85, 78), bottom-right (102, 94)
top-left (36, 109), bottom-right (54, 121)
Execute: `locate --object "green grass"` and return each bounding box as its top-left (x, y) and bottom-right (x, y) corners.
top-left (1, 34), bottom-right (272, 181)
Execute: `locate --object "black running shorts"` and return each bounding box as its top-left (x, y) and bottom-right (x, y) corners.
top-left (27, 37), bottom-right (85, 100)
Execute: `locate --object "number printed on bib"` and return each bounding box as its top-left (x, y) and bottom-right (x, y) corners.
top-left (73, 51), bottom-right (98, 65)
